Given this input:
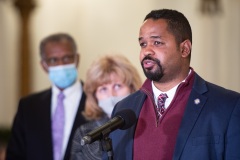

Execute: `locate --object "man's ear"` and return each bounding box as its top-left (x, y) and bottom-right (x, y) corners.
top-left (180, 39), bottom-right (191, 58)
top-left (40, 60), bottom-right (49, 73)
top-left (76, 53), bottom-right (80, 67)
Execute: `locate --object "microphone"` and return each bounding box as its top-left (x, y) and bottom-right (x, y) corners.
top-left (81, 109), bottom-right (136, 145)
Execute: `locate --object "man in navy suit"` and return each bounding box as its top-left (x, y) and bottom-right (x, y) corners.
top-left (6, 33), bottom-right (87, 160)
top-left (103, 9), bottom-right (240, 160)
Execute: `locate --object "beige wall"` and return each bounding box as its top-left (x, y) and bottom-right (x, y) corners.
top-left (0, 0), bottom-right (240, 126)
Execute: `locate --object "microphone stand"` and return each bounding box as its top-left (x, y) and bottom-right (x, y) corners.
top-left (101, 129), bottom-right (114, 160)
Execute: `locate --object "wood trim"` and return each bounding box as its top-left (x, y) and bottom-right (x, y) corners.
top-left (14, 0), bottom-right (35, 97)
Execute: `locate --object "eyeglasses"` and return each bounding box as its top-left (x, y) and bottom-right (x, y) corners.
top-left (44, 54), bottom-right (77, 66)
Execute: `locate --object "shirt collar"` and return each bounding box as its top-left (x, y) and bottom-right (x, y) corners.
top-left (152, 69), bottom-right (192, 107)
top-left (52, 80), bottom-right (81, 97)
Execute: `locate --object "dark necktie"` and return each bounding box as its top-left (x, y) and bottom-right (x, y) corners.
top-left (157, 93), bottom-right (168, 119)
top-left (52, 92), bottom-right (65, 160)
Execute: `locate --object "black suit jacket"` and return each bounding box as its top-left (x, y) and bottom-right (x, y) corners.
top-left (6, 87), bottom-right (87, 160)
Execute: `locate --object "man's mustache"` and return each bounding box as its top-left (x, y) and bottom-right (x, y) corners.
top-left (141, 55), bottom-right (160, 64)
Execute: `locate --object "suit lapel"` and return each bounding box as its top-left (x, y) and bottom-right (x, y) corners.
top-left (36, 89), bottom-right (53, 158)
top-left (173, 74), bottom-right (208, 160)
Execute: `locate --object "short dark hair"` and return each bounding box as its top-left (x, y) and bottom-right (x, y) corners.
top-left (39, 33), bottom-right (77, 58)
top-left (144, 9), bottom-right (192, 46)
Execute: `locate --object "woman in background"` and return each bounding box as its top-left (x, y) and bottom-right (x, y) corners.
top-left (71, 54), bottom-right (142, 160)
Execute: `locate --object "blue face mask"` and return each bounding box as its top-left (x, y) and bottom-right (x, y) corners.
top-left (48, 64), bottom-right (78, 89)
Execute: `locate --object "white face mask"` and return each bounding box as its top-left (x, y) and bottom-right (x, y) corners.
top-left (98, 95), bottom-right (128, 118)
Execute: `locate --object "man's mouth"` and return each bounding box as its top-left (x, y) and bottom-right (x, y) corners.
top-left (143, 59), bottom-right (156, 69)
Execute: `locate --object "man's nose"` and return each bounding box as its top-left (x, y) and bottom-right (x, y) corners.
top-left (142, 45), bottom-right (155, 56)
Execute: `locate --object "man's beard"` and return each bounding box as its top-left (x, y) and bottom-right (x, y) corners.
top-left (141, 55), bottom-right (163, 81)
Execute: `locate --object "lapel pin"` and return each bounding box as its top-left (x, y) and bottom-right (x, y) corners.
top-left (194, 98), bottom-right (200, 105)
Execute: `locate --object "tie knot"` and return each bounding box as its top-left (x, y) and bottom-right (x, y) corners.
top-left (158, 93), bottom-right (168, 102)
top-left (58, 92), bottom-right (65, 100)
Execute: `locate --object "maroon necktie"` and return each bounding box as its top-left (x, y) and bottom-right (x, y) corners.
top-left (157, 93), bottom-right (168, 119)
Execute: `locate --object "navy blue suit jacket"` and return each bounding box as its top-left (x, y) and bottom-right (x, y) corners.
top-left (6, 87), bottom-right (87, 160)
top-left (103, 74), bottom-right (240, 160)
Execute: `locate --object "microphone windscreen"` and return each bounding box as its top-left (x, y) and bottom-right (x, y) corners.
top-left (114, 109), bottom-right (137, 130)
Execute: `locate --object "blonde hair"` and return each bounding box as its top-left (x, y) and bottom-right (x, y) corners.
top-left (82, 54), bottom-right (142, 120)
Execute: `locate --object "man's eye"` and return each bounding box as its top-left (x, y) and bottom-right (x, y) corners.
top-left (154, 41), bottom-right (163, 45)
top-left (139, 42), bottom-right (146, 47)
top-left (47, 58), bottom-right (58, 64)
top-left (63, 55), bottom-right (74, 63)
